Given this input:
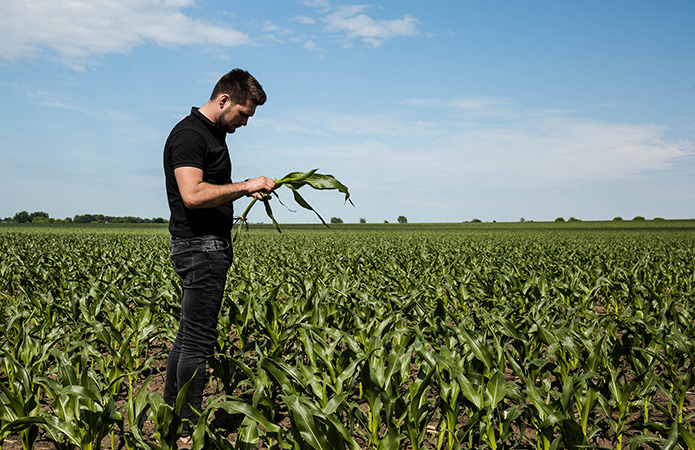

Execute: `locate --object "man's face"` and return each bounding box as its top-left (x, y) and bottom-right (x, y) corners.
top-left (218, 99), bottom-right (257, 134)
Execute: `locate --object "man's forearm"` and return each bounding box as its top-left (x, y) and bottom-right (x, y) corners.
top-left (182, 180), bottom-right (254, 209)
top-left (175, 167), bottom-right (276, 209)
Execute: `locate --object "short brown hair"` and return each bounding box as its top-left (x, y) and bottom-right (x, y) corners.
top-left (210, 69), bottom-right (266, 106)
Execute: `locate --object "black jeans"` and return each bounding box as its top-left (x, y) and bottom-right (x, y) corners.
top-left (164, 235), bottom-right (232, 436)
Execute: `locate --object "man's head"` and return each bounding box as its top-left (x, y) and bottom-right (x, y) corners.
top-left (207, 69), bottom-right (266, 134)
top-left (210, 69), bottom-right (266, 107)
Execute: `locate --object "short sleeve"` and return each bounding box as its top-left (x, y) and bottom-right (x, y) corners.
top-left (169, 129), bottom-right (207, 171)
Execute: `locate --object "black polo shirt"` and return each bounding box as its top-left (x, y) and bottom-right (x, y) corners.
top-left (163, 107), bottom-right (234, 238)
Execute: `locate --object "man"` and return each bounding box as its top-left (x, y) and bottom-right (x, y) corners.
top-left (162, 69), bottom-right (275, 442)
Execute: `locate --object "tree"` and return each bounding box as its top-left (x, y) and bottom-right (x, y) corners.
top-left (471, 218), bottom-right (482, 223)
top-left (330, 217), bottom-right (343, 224)
top-left (633, 216), bottom-right (646, 221)
top-left (555, 217), bottom-right (565, 222)
top-left (613, 216), bottom-right (623, 221)
top-left (359, 218), bottom-right (366, 224)
top-left (29, 211), bottom-right (49, 221)
top-left (13, 211), bottom-right (30, 223)
top-left (519, 217), bottom-right (525, 223)
top-left (569, 217), bottom-right (581, 222)
top-left (397, 215), bottom-right (407, 224)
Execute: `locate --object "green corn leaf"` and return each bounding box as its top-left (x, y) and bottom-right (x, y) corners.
top-left (486, 370), bottom-right (508, 410)
top-left (283, 394), bottom-right (333, 450)
top-left (59, 385), bottom-right (102, 405)
top-left (677, 423), bottom-right (695, 449)
top-left (662, 420), bottom-right (679, 450)
top-left (456, 373), bottom-right (482, 410)
top-left (209, 399), bottom-right (280, 434)
top-left (233, 169), bottom-right (352, 239)
top-left (322, 392), bottom-right (349, 416)
top-left (323, 413), bottom-right (362, 450)
top-left (235, 415), bottom-right (260, 450)
top-left (0, 416), bottom-right (46, 434)
top-left (263, 198), bottom-right (280, 233)
top-left (279, 169), bottom-right (319, 184)
top-left (559, 418), bottom-right (586, 450)
top-left (42, 415), bottom-right (82, 447)
top-left (458, 328), bottom-right (493, 372)
top-left (285, 172), bottom-right (353, 205)
top-left (0, 382), bottom-right (25, 417)
top-left (287, 184), bottom-right (328, 226)
top-left (377, 423), bottom-right (402, 450)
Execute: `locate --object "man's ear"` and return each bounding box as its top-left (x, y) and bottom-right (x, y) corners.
top-left (217, 94), bottom-right (231, 109)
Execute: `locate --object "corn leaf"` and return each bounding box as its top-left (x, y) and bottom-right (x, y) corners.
top-left (283, 394), bottom-right (333, 450)
top-left (233, 169), bottom-right (351, 240)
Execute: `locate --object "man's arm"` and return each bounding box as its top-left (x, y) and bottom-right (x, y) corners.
top-left (175, 166), bottom-right (275, 209)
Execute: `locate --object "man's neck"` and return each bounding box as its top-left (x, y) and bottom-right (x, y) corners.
top-left (197, 101), bottom-right (218, 124)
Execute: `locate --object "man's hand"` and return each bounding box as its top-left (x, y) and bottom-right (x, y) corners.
top-left (245, 176), bottom-right (275, 200)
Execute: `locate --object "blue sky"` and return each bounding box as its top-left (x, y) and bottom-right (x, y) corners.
top-left (1, 0), bottom-right (694, 223)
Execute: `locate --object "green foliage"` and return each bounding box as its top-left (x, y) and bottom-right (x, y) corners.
top-left (2, 222), bottom-right (695, 449)
top-left (11, 211), bottom-right (48, 223)
top-left (3, 211), bottom-right (165, 224)
top-left (73, 214), bottom-right (167, 224)
top-left (397, 215), bottom-right (407, 223)
top-left (330, 217), bottom-right (344, 224)
top-left (233, 169), bottom-right (352, 241)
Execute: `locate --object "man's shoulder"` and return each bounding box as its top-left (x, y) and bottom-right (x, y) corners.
top-left (167, 115), bottom-right (207, 146)
top-left (170, 113), bottom-right (200, 134)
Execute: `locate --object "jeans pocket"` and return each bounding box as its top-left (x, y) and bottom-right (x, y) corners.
top-left (170, 240), bottom-right (194, 258)
top-left (202, 238), bottom-right (230, 252)
top-left (171, 250), bottom-right (196, 287)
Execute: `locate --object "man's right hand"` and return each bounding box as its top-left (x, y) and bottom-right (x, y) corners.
top-left (245, 176), bottom-right (276, 200)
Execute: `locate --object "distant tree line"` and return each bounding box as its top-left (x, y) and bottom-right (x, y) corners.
top-left (2, 211), bottom-right (167, 224)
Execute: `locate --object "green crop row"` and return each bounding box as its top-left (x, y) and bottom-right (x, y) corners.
top-left (1, 225), bottom-right (694, 449)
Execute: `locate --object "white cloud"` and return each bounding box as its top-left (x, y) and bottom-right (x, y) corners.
top-left (261, 109), bottom-right (438, 135)
top-left (296, 2), bottom-right (420, 48)
top-left (292, 15), bottom-right (316, 25)
top-left (323, 5), bottom-right (419, 47)
top-left (404, 97), bottom-right (514, 117)
top-left (303, 40), bottom-right (322, 52)
top-left (0, 0), bottom-right (250, 69)
top-left (260, 101), bottom-right (694, 196)
top-left (589, 101), bottom-right (619, 108)
top-left (429, 118), bottom-right (693, 189)
top-left (301, 0), bottom-right (331, 8)
top-left (263, 114), bottom-right (694, 223)
top-left (253, 19), bottom-right (294, 36)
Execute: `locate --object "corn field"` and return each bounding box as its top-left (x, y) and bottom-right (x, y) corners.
top-left (1, 222), bottom-right (694, 449)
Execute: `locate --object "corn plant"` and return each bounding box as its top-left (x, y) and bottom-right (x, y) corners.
top-left (233, 169), bottom-right (352, 241)
top-left (0, 363), bottom-right (42, 450)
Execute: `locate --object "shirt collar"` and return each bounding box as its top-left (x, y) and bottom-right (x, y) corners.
top-left (191, 107), bottom-right (226, 139)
